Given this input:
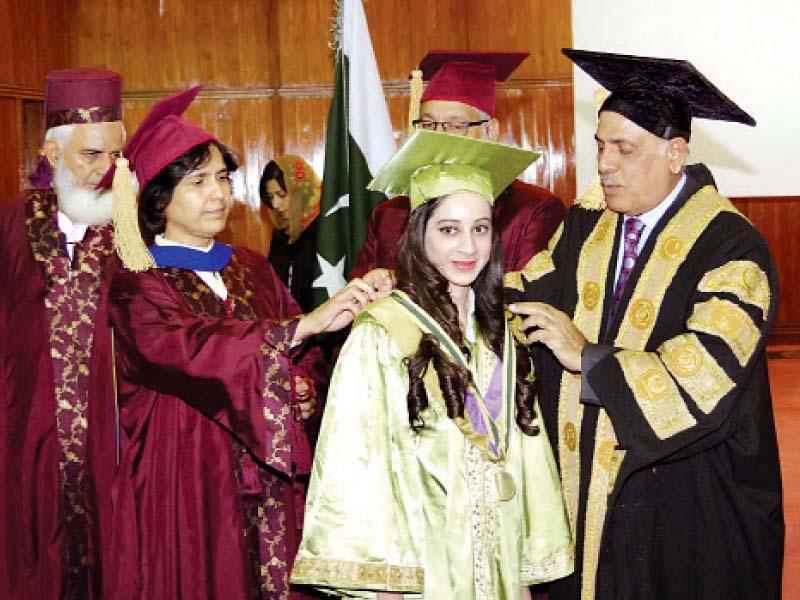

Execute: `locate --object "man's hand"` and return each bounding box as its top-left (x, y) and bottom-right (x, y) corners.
top-left (509, 302), bottom-right (586, 372)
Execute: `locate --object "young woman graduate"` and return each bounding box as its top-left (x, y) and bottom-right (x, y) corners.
top-left (104, 86), bottom-right (380, 600)
top-left (291, 130), bottom-right (573, 599)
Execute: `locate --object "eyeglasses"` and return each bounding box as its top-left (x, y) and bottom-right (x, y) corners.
top-left (411, 119), bottom-right (489, 135)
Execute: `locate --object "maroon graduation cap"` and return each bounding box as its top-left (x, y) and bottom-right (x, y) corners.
top-left (29, 68), bottom-right (123, 189)
top-left (109, 85), bottom-right (217, 272)
top-left (98, 85), bottom-right (215, 190)
top-left (418, 51), bottom-right (529, 117)
top-left (45, 68), bottom-right (122, 128)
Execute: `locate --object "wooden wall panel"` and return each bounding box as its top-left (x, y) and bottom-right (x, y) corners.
top-left (362, 0), bottom-right (469, 81)
top-left (0, 98), bottom-right (22, 201)
top-left (68, 0), bottom-right (273, 91)
top-left (732, 196), bottom-right (800, 343)
top-left (22, 101), bottom-right (45, 179)
top-left (0, 0), bottom-right (69, 200)
top-left (465, 0), bottom-right (572, 79)
top-left (0, 0), bottom-right (70, 89)
top-left (277, 0), bottom-right (338, 85)
top-left (497, 84), bottom-right (575, 202)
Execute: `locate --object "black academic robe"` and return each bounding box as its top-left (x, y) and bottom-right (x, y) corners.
top-left (268, 217), bottom-right (319, 314)
top-left (506, 164), bottom-right (783, 600)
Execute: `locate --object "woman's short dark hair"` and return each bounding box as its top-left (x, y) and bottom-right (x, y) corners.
top-left (139, 140), bottom-right (238, 237)
top-left (258, 160), bottom-right (286, 208)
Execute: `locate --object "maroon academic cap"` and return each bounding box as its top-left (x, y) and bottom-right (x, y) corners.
top-left (99, 85), bottom-right (215, 190)
top-left (419, 51), bottom-right (529, 117)
top-left (45, 69), bottom-right (122, 129)
top-left (563, 48), bottom-right (756, 142)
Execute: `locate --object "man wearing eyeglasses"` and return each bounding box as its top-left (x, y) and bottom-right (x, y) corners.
top-left (350, 51), bottom-right (566, 278)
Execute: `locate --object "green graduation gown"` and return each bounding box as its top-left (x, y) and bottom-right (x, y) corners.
top-left (292, 292), bottom-right (572, 598)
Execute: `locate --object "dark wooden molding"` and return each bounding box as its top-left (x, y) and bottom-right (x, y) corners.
top-left (0, 84), bottom-right (45, 100)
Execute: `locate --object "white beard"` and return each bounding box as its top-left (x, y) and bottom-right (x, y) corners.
top-left (53, 161), bottom-right (114, 226)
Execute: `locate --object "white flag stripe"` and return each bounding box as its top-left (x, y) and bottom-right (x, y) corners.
top-left (342, 0), bottom-right (395, 176)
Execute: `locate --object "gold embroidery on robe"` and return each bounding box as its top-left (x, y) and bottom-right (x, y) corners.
top-left (581, 412), bottom-right (624, 600)
top-left (291, 558), bottom-right (424, 589)
top-left (581, 186), bottom-right (738, 598)
top-left (698, 260), bottom-right (771, 319)
top-left (559, 210), bottom-right (617, 549)
top-left (616, 186), bottom-right (738, 350)
top-left (504, 222), bottom-right (563, 290)
top-left (617, 350), bottom-right (697, 439)
top-left (688, 297), bottom-right (761, 367)
top-left (659, 333), bottom-right (735, 414)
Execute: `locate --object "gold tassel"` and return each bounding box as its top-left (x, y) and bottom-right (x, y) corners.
top-left (575, 88), bottom-right (610, 211)
top-left (112, 157), bottom-right (155, 271)
top-left (407, 69), bottom-right (423, 136)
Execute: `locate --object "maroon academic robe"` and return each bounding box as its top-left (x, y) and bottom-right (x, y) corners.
top-left (0, 190), bottom-right (118, 600)
top-left (350, 179), bottom-right (566, 278)
top-left (107, 247), bottom-right (325, 600)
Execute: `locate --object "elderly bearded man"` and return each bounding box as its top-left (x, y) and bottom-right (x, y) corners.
top-left (0, 69), bottom-right (125, 599)
top-left (508, 50), bottom-right (783, 600)
top-left (350, 51), bottom-right (566, 278)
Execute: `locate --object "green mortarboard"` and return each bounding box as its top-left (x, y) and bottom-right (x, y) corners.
top-left (367, 130), bottom-right (539, 210)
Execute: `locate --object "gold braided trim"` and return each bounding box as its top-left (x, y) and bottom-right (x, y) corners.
top-left (558, 372), bottom-right (583, 535)
top-left (547, 221), bottom-right (565, 252)
top-left (698, 260), bottom-right (771, 320)
top-left (687, 297), bottom-right (761, 367)
top-left (617, 350), bottom-right (697, 439)
top-left (504, 222), bottom-right (563, 291)
top-left (559, 210), bottom-right (617, 538)
top-left (291, 558), bottom-right (423, 591)
top-left (659, 333), bottom-right (735, 415)
top-left (616, 186), bottom-right (737, 349)
top-left (581, 412), bottom-right (624, 600)
top-left (520, 545), bottom-right (575, 585)
top-left (577, 188), bottom-right (737, 598)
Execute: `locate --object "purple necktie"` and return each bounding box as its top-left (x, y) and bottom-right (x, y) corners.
top-left (612, 217), bottom-right (645, 311)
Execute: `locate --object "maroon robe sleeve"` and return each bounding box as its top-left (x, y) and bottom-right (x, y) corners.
top-left (240, 247), bottom-right (329, 463)
top-left (494, 180), bottom-right (566, 272)
top-left (350, 196), bottom-right (410, 279)
top-left (109, 267), bottom-right (298, 474)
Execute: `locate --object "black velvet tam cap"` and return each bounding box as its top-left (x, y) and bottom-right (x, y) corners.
top-left (562, 48), bottom-right (756, 141)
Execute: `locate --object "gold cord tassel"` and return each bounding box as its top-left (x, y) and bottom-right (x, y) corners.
top-left (407, 69), bottom-right (423, 136)
top-left (112, 157), bottom-right (155, 271)
top-left (575, 88), bottom-right (610, 211)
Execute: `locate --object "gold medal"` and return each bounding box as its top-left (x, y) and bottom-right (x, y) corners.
top-left (496, 470), bottom-right (516, 501)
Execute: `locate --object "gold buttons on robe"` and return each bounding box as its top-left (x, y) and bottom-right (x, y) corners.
top-left (659, 236), bottom-right (684, 260)
top-left (665, 340), bottom-right (704, 377)
top-left (629, 298), bottom-right (655, 330)
top-left (582, 282), bottom-right (601, 311)
top-left (711, 303), bottom-right (742, 335)
top-left (635, 369), bottom-right (669, 401)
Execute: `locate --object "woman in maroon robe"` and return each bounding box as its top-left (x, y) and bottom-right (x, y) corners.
top-left (105, 87), bottom-right (376, 600)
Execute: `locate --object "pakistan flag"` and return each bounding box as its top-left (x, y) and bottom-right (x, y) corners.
top-left (311, 0), bottom-right (395, 307)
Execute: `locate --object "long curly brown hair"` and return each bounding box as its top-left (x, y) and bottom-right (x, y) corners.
top-left (396, 196), bottom-right (539, 437)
